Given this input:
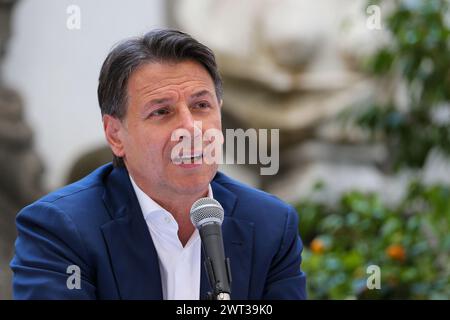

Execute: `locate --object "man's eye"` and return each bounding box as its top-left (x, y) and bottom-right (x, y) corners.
top-left (193, 101), bottom-right (211, 109)
top-left (149, 108), bottom-right (170, 117)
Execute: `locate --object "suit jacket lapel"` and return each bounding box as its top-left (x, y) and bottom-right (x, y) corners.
top-left (201, 177), bottom-right (255, 300)
top-left (101, 166), bottom-right (163, 299)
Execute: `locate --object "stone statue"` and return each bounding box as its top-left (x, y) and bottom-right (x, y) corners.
top-left (169, 0), bottom-right (401, 201)
top-left (0, 0), bottom-right (45, 299)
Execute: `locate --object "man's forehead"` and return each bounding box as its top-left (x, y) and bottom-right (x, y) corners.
top-left (129, 60), bottom-right (214, 93)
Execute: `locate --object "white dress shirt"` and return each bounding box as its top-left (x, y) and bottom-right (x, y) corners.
top-left (129, 175), bottom-right (213, 300)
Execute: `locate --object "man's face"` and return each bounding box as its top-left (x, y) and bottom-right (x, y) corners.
top-left (104, 60), bottom-right (222, 197)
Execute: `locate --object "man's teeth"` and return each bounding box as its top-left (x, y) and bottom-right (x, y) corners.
top-left (180, 153), bottom-right (202, 160)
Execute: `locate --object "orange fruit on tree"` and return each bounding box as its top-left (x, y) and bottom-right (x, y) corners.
top-left (386, 244), bottom-right (406, 262)
top-left (310, 238), bottom-right (326, 254)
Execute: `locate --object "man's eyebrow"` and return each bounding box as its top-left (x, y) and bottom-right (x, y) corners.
top-left (143, 90), bottom-right (212, 109)
top-left (190, 90), bottom-right (213, 99)
top-left (148, 97), bottom-right (173, 105)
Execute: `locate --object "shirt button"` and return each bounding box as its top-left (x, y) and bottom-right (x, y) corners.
top-left (164, 216), bottom-right (171, 224)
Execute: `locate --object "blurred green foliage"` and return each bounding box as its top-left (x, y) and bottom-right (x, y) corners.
top-left (296, 181), bottom-right (450, 299)
top-left (357, 0), bottom-right (450, 170)
top-left (296, 0), bottom-right (450, 299)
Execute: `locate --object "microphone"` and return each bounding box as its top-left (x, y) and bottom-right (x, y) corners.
top-left (190, 198), bottom-right (232, 300)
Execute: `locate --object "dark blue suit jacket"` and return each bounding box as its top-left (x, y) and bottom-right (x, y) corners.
top-left (10, 163), bottom-right (306, 299)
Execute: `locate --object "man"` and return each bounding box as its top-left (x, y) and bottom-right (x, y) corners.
top-left (10, 29), bottom-right (306, 299)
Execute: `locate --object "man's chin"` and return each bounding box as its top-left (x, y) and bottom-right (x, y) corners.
top-left (169, 166), bottom-right (217, 192)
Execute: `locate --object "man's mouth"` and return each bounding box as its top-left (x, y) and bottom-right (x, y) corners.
top-left (172, 152), bottom-right (203, 164)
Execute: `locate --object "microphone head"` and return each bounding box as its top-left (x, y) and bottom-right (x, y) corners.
top-left (190, 197), bottom-right (224, 228)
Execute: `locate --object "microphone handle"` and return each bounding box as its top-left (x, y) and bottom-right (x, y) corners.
top-left (199, 223), bottom-right (232, 297)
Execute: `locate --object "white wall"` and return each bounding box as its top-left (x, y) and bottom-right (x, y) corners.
top-left (3, 0), bottom-right (166, 189)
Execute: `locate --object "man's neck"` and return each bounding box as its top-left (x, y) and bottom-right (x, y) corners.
top-left (150, 191), bottom-right (207, 247)
top-left (129, 174), bottom-right (209, 246)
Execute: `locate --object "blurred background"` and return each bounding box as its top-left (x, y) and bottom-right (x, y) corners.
top-left (0, 0), bottom-right (449, 299)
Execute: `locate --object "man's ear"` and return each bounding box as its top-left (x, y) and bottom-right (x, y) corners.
top-left (103, 114), bottom-right (126, 158)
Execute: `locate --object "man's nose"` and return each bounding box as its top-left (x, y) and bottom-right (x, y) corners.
top-left (176, 105), bottom-right (201, 141)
